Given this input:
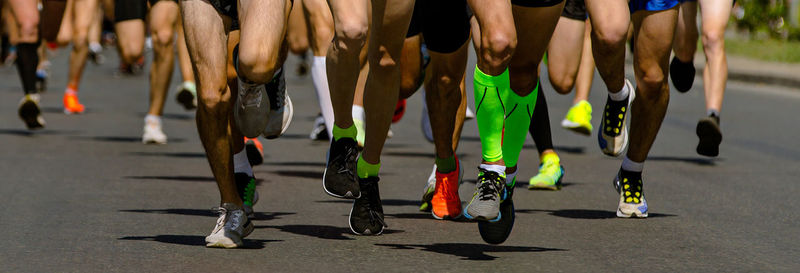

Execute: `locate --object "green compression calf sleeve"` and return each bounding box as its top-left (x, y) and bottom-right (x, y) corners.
top-left (501, 80), bottom-right (538, 168)
top-left (474, 67), bottom-right (510, 163)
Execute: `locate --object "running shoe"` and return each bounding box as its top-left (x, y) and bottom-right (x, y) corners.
top-left (205, 203), bottom-right (254, 248)
top-left (353, 117), bottom-right (365, 147)
top-left (323, 137), bottom-right (360, 199)
top-left (142, 116), bottom-right (167, 144)
top-left (175, 81), bottom-right (197, 110)
top-left (561, 100), bottom-right (593, 136)
top-left (598, 79), bottom-right (634, 157)
top-left (232, 45), bottom-right (271, 138)
top-left (35, 69), bottom-right (47, 93)
top-left (478, 180), bottom-right (515, 244)
top-left (235, 173), bottom-right (259, 218)
top-left (419, 165), bottom-right (437, 212)
top-left (392, 99), bottom-right (406, 123)
top-left (262, 67), bottom-right (293, 139)
top-left (465, 107), bottom-right (476, 120)
top-left (88, 43), bottom-right (104, 65)
top-left (431, 161), bottom-right (463, 220)
top-left (18, 94), bottom-right (45, 130)
top-left (463, 168), bottom-right (506, 222)
top-left (670, 56), bottom-right (695, 93)
top-left (244, 137), bottom-right (264, 166)
top-left (63, 93), bottom-right (85, 114)
top-left (528, 153), bottom-right (565, 190)
top-left (613, 169), bottom-right (648, 218)
top-left (696, 114), bottom-right (722, 157)
top-left (349, 176), bottom-right (386, 235)
top-left (309, 114), bottom-right (328, 140)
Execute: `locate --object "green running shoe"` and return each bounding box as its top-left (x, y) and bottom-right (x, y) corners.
top-left (528, 153), bottom-right (565, 191)
top-left (561, 100), bottom-right (593, 136)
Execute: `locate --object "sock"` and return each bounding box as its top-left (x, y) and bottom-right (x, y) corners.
top-left (529, 81), bottom-right (553, 155)
top-left (621, 156), bottom-right (644, 173)
top-left (233, 149), bottom-right (253, 176)
top-left (479, 163), bottom-right (506, 177)
top-left (15, 43), bottom-right (39, 95)
top-left (357, 157), bottom-right (381, 179)
top-left (182, 81), bottom-right (196, 95)
top-left (352, 105), bottom-right (365, 121)
top-left (332, 124), bottom-right (357, 141)
top-left (608, 81), bottom-right (630, 101)
top-left (506, 171), bottom-right (517, 186)
top-left (144, 114), bottom-right (161, 126)
top-left (89, 42), bottom-right (102, 53)
top-left (707, 108), bottom-right (719, 118)
top-left (65, 84), bottom-right (78, 95)
top-left (311, 56), bottom-right (334, 139)
top-left (473, 67), bottom-right (509, 163)
top-left (501, 80), bottom-right (538, 168)
top-left (352, 105), bottom-right (365, 145)
top-left (435, 155), bottom-right (457, 173)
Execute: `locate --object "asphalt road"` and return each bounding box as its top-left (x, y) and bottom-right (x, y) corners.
top-left (0, 48), bottom-right (798, 272)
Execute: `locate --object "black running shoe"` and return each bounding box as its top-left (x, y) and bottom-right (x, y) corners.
top-left (670, 56), bottom-right (695, 93)
top-left (18, 94), bottom-right (45, 130)
top-left (349, 176), bottom-right (386, 235)
top-left (235, 173), bottom-right (258, 218)
top-left (323, 137), bottom-right (360, 199)
top-left (696, 114), bottom-right (722, 157)
top-left (478, 183), bottom-right (515, 244)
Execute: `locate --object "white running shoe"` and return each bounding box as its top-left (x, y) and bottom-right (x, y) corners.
top-left (142, 116), bottom-right (167, 144)
top-left (465, 107), bottom-right (476, 120)
top-left (262, 68), bottom-right (293, 139)
top-left (598, 79), bottom-right (635, 157)
top-left (205, 203), bottom-right (254, 248)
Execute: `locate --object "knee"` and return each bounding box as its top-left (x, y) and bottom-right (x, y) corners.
top-left (548, 73), bottom-right (575, 94)
top-left (198, 86), bottom-right (229, 114)
top-left (480, 30), bottom-right (516, 70)
top-left (17, 19), bottom-right (40, 42)
top-left (237, 45), bottom-right (279, 81)
top-left (151, 29), bottom-right (175, 51)
top-left (636, 67), bottom-right (669, 103)
top-left (333, 19), bottom-right (367, 53)
top-left (433, 73), bottom-right (461, 96)
top-left (592, 25), bottom-right (627, 51)
top-left (509, 64), bottom-right (538, 96)
top-left (72, 31), bottom-right (89, 48)
top-left (399, 72), bottom-right (420, 99)
top-left (701, 30), bottom-right (724, 55)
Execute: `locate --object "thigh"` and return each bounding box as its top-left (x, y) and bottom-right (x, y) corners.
top-left (368, 0), bottom-right (414, 59)
top-left (547, 17), bottom-right (585, 79)
top-left (328, 0), bottom-right (369, 37)
top-left (149, 0), bottom-right (180, 41)
top-left (468, 0), bottom-right (515, 45)
top-left (697, 0), bottom-right (732, 34)
top-left (181, 0), bottom-right (229, 87)
top-left (238, 0), bottom-right (290, 58)
top-left (7, 0), bottom-right (39, 24)
top-left (632, 8), bottom-right (678, 75)
top-left (584, 0), bottom-right (629, 37)
top-left (509, 3), bottom-right (564, 78)
top-left (72, 0), bottom-right (99, 31)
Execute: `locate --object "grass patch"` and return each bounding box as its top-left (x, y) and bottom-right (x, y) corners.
top-left (724, 37), bottom-right (800, 63)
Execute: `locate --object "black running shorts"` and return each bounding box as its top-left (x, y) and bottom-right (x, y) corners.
top-left (406, 0), bottom-right (470, 54)
top-left (114, 0), bottom-right (179, 23)
top-left (561, 0), bottom-right (587, 21)
top-left (511, 0), bottom-right (564, 7)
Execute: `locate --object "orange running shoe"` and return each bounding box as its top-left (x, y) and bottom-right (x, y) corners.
top-left (63, 93), bottom-right (85, 114)
top-left (244, 137), bottom-right (264, 166)
top-left (431, 160), bottom-right (463, 220)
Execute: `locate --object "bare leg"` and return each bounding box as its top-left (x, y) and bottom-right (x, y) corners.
top-left (286, 0), bottom-right (309, 55)
top-left (114, 19), bottom-right (145, 65)
top-left (176, 13), bottom-right (195, 84)
top-left (147, 1), bottom-right (180, 117)
top-left (427, 42), bottom-right (469, 161)
top-left (65, 0), bottom-right (99, 89)
top-left (546, 16), bottom-right (585, 95)
top-left (399, 35), bottom-right (422, 100)
top-left (326, 0), bottom-right (369, 130)
top-left (698, 0), bottom-right (732, 112)
top-left (573, 19), bottom-right (595, 104)
top-left (672, 2), bottom-right (697, 63)
top-left (585, 0), bottom-right (629, 93)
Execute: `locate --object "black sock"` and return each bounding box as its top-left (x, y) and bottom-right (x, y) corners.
top-left (529, 82), bottom-right (554, 155)
top-left (15, 42), bottom-right (40, 95)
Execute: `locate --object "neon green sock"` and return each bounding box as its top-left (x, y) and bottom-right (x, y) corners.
top-left (332, 124), bottom-right (357, 141)
top-left (357, 157), bottom-right (381, 179)
top-left (435, 156), bottom-right (457, 173)
top-left (474, 67), bottom-right (510, 163)
top-left (500, 81), bottom-right (538, 168)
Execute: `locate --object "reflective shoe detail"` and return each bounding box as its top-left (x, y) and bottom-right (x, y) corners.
top-left (478, 185), bottom-right (515, 244)
top-left (561, 100), bottom-right (593, 136)
top-left (613, 169), bottom-right (648, 218)
top-left (349, 177), bottom-right (386, 235)
top-left (142, 117), bottom-right (167, 144)
top-left (670, 56), bottom-right (695, 93)
top-left (63, 93), bottom-right (85, 114)
top-left (528, 154), bottom-right (565, 191)
top-left (419, 164), bottom-right (437, 212)
top-left (175, 81), bottom-right (197, 110)
top-left (18, 94), bottom-right (45, 130)
top-left (696, 115), bottom-right (722, 157)
top-left (431, 161), bottom-right (463, 220)
top-left (262, 68), bottom-right (292, 139)
top-left (235, 173), bottom-right (259, 218)
top-left (464, 168), bottom-right (506, 222)
top-left (309, 114), bottom-right (329, 140)
top-left (323, 137), bottom-right (360, 199)
top-left (233, 45), bottom-right (271, 138)
top-left (598, 79), bottom-right (634, 157)
top-left (205, 203), bottom-right (254, 248)
top-left (244, 137), bottom-right (264, 166)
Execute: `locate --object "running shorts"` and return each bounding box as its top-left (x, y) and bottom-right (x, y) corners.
top-left (406, 0), bottom-right (470, 54)
top-left (41, 0), bottom-right (68, 42)
top-left (629, 0), bottom-right (679, 13)
top-left (115, 0), bottom-right (178, 23)
top-left (561, 0), bottom-right (587, 21)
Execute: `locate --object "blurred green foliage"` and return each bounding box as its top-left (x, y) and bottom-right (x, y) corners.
top-left (734, 0), bottom-right (800, 40)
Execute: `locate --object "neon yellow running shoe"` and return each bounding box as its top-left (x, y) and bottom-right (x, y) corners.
top-left (561, 100), bottom-right (593, 136)
top-left (528, 153), bottom-right (565, 190)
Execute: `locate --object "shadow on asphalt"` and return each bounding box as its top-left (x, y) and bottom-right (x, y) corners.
top-left (126, 151), bottom-right (206, 158)
top-left (135, 112), bottom-right (193, 121)
top-left (523, 145), bottom-right (586, 155)
top-left (70, 135), bottom-right (187, 143)
top-left (118, 235), bottom-right (280, 249)
top-left (648, 155), bottom-right (718, 166)
top-left (268, 170), bottom-right (323, 180)
top-left (123, 175), bottom-right (215, 182)
top-left (0, 128), bottom-right (81, 137)
top-left (316, 199), bottom-right (420, 207)
top-left (463, 179), bottom-right (578, 189)
top-left (385, 151), bottom-right (434, 158)
top-left (384, 213), bottom-right (474, 223)
top-left (375, 243), bottom-right (565, 260)
top-left (119, 209), bottom-right (294, 221)
top-left (256, 224), bottom-right (403, 240)
top-left (516, 209), bottom-right (676, 219)
top-left (267, 161), bottom-right (326, 167)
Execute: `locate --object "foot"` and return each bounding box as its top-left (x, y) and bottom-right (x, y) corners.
top-left (696, 114), bottom-right (722, 157)
top-left (349, 176), bottom-right (386, 235)
top-left (613, 169), bottom-right (648, 218)
top-left (528, 154), bottom-right (565, 190)
top-left (18, 94), bottom-right (45, 130)
top-left (262, 67), bottom-right (293, 139)
top-left (205, 203), bottom-right (254, 248)
top-left (244, 137), bottom-right (264, 166)
top-left (142, 116), bottom-right (167, 144)
top-left (309, 114), bottom-right (328, 140)
top-left (431, 161), bottom-right (463, 220)
top-left (561, 100), bottom-right (593, 136)
top-left (670, 56), bottom-right (695, 93)
top-left (323, 137), bottom-right (360, 199)
top-left (478, 183), bottom-right (515, 244)
top-left (63, 93), bottom-right (85, 114)
top-left (598, 79), bottom-right (634, 157)
top-left (235, 173), bottom-right (259, 218)
top-left (175, 82), bottom-right (198, 110)
top-left (463, 168), bottom-right (506, 222)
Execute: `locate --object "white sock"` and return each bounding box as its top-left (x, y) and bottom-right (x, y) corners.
top-left (233, 149), bottom-right (253, 176)
top-left (311, 56), bottom-right (334, 139)
top-left (621, 156), bottom-right (644, 172)
top-left (479, 164), bottom-right (506, 176)
top-left (144, 114), bottom-right (161, 127)
top-left (608, 81), bottom-right (630, 101)
top-left (352, 105), bottom-right (365, 122)
top-left (506, 172), bottom-right (517, 186)
top-left (89, 42), bottom-right (102, 53)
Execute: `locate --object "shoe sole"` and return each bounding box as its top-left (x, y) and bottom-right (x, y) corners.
top-left (245, 141), bottom-right (264, 166)
top-left (142, 139), bottom-right (167, 145)
top-left (348, 201), bottom-right (384, 236)
top-left (561, 119), bottom-right (591, 136)
top-left (176, 89), bottom-right (196, 110)
top-left (18, 100), bottom-right (44, 130)
top-left (696, 119), bottom-right (721, 157)
top-left (616, 209), bottom-right (648, 218)
top-left (478, 200), bottom-right (514, 244)
top-left (462, 209), bottom-right (501, 222)
top-left (264, 95), bottom-right (293, 139)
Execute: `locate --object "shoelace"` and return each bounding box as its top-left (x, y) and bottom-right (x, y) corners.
top-left (240, 83), bottom-right (263, 107)
top-left (477, 171), bottom-right (502, 201)
top-left (361, 181), bottom-right (387, 228)
top-left (211, 207), bottom-right (228, 233)
top-left (335, 144), bottom-right (358, 181)
top-left (266, 69), bottom-right (284, 109)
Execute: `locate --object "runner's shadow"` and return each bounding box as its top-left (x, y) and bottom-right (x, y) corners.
top-left (71, 135), bottom-right (187, 143)
top-left (269, 170), bottom-right (324, 180)
top-left (257, 224), bottom-right (403, 240)
top-left (126, 151), bottom-right (206, 158)
top-left (118, 235), bottom-right (280, 249)
top-left (268, 161), bottom-right (326, 167)
top-left (0, 128), bottom-right (80, 137)
top-left (375, 243), bottom-right (565, 261)
top-left (462, 179), bottom-right (578, 189)
top-left (648, 156), bottom-right (717, 166)
top-left (120, 209), bottom-right (294, 221)
top-left (124, 175), bottom-right (215, 182)
top-left (384, 151), bottom-right (434, 158)
top-left (316, 199), bottom-right (420, 207)
top-left (516, 209), bottom-right (676, 219)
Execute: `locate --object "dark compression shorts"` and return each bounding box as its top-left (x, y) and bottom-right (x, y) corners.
top-left (406, 0), bottom-right (471, 54)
